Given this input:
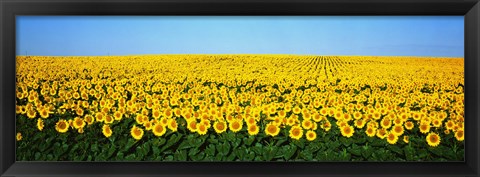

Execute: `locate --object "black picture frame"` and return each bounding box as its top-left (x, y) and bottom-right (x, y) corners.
top-left (1, 0), bottom-right (479, 176)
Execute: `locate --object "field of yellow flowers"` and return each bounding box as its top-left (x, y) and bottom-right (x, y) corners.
top-left (15, 55), bottom-right (464, 161)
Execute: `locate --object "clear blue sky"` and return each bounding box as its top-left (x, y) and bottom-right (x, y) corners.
top-left (16, 16), bottom-right (464, 57)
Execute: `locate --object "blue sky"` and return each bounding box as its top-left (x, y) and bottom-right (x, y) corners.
top-left (16, 16), bottom-right (464, 57)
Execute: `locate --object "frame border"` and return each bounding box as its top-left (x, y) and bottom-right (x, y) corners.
top-left (1, 0), bottom-right (479, 177)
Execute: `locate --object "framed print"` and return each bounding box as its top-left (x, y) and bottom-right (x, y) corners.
top-left (1, 0), bottom-right (479, 176)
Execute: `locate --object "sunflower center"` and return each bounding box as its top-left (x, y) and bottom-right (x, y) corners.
top-left (292, 129), bottom-right (300, 136)
top-left (156, 125), bottom-right (163, 132)
top-left (232, 122), bottom-right (240, 129)
top-left (395, 126), bottom-right (402, 133)
top-left (59, 122), bottom-right (66, 129)
top-left (216, 123), bottom-right (224, 130)
top-left (134, 129), bottom-right (141, 136)
top-left (268, 125), bottom-right (277, 133)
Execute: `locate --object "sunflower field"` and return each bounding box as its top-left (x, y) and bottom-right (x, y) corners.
top-left (15, 55), bottom-right (464, 161)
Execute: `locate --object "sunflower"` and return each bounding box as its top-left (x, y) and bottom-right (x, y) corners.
top-left (265, 122), bottom-right (280, 137)
top-left (289, 125), bottom-right (303, 140)
top-left (197, 123), bottom-right (208, 135)
top-left (37, 118), bottom-right (44, 131)
top-left (376, 128), bottom-right (387, 139)
top-left (167, 119), bottom-right (178, 132)
top-left (354, 119), bottom-right (366, 129)
top-left (130, 125), bottom-right (144, 140)
top-left (432, 119), bottom-right (442, 128)
top-left (301, 119), bottom-right (313, 130)
top-left (365, 127), bottom-right (376, 137)
top-left (229, 120), bottom-right (243, 133)
top-left (247, 124), bottom-right (259, 136)
top-left (76, 108), bottom-right (84, 116)
top-left (404, 121), bottom-right (414, 130)
top-left (278, 110), bottom-right (286, 118)
top-left (312, 113), bottom-right (323, 122)
top-left (292, 106), bottom-right (301, 114)
top-left (73, 117), bottom-right (86, 129)
top-left (319, 108), bottom-right (328, 116)
top-left (391, 125), bottom-right (404, 136)
top-left (426, 132), bottom-right (441, 147)
top-left (152, 123), bottom-right (167, 137)
top-left (386, 132), bottom-right (398, 144)
top-left (305, 130), bottom-right (317, 141)
top-left (102, 124), bottom-right (113, 138)
top-left (246, 117), bottom-right (256, 126)
top-left (152, 109), bottom-right (161, 119)
top-left (321, 121), bottom-right (332, 131)
top-left (380, 118), bottom-right (392, 129)
top-left (55, 119), bottom-right (69, 133)
top-left (353, 111), bottom-right (362, 120)
top-left (16, 132), bottom-right (22, 141)
top-left (419, 123), bottom-right (430, 134)
top-left (213, 121), bottom-right (227, 134)
top-left (27, 109), bottom-right (37, 119)
top-left (455, 129), bottom-right (464, 141)
top-left (16, 105), bottom-right (23, 114)
top-left (84, 115), bottom-right (94, 125)
top-left (104, 115), bottom-right (114, 124)
top-left (164, 108), bottom-right (173, 118)
top-left (113, 111), bottom-right (123, 121)
top-left (95, 112), bottom-right (105, 122)
top-left (445, 120), bottom-right (455, 130)
top-left (340, 125), bottom-right (354, 138)
top-left (39, 108), bottom-right (49, 119)
top-left (187, 120), bottom-right (197, 132)
top-left (403, 135), bottom-right (409, 144)
top-left (144, 121), bottom-right (153, 131)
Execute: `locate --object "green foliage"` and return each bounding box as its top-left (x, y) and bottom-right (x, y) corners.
top-left (16, 113), bottom-right (465, 161)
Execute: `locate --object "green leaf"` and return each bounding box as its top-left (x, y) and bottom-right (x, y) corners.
top-left (404, 146), bottom-right (415, 161)
top-left (125, 154), bottom-right (136, 161)
top-left (293, 140), bottom-right (305, 149)
top-left (387, 145), bottom-right (403, 155)
top-left (244, 136), bottom-right (255, 146)
top-left (189, 148), bottom-right (200, 157)
top-left (300, 150), bottom-right (313, 161)
top-left (274, 137), bottom-right (288, 146)
top-left (284, 145), bottom-right (297, 160)
top-left (340, 137), bottom-right (352, 147)
top-left (35, 152), bottom-right (41, 160)
top-left (233, 147), bottom-right (246, 160)
top-left (192, 152), bottom-right (205, 161)
top-left (226, 152), bottom-right (236, 161)
top-left (116, 152), bottom-right (124, 160)
top-left (141, 143), bottom-right (150, 156)
top-left (348, 147), bottom-right (362, 156)
top-left (177, 141), bottom-right (192, 150)
top-left (418, 149), bottom-right (428, 159)
top-left (226, 132), bottom-right (235, 142)
top-left (174, 150), bottom-right (187, 161)
top-left (217, 142), bottom-right (231, 156)
top-left (232, 138), bottom-right (242, 148)
top-left (160, 134), bottom-right (183, 152)
top-left (263, 146), bottom-right (278, 161)
top-left (205, 144), bottom-right (215, 156)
